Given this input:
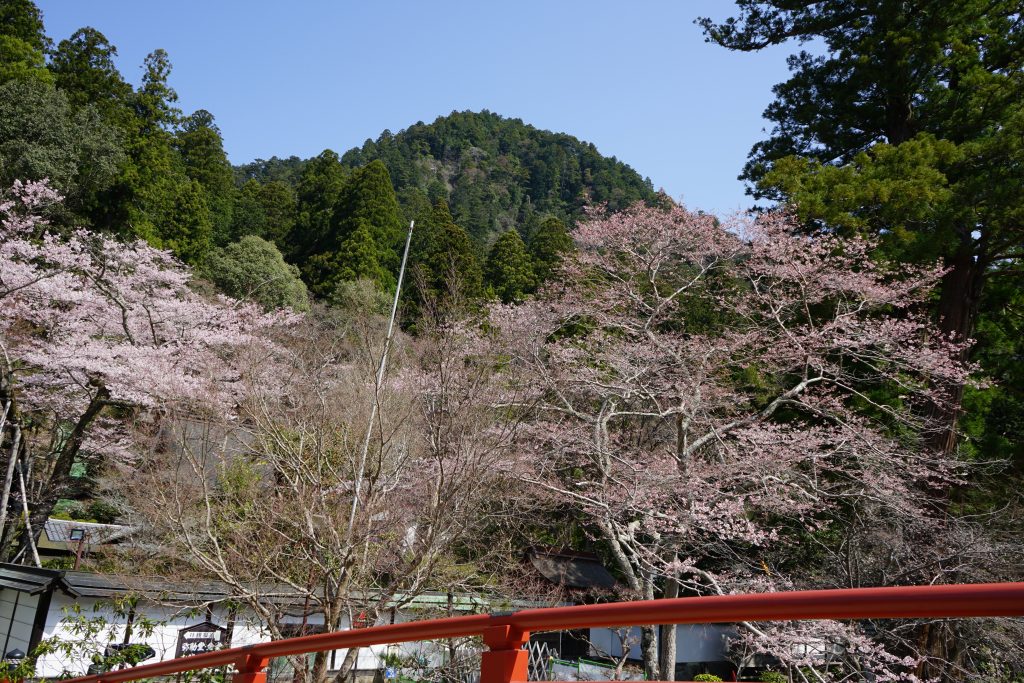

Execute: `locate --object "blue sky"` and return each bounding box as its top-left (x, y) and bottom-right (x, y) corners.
top-left (36, 1), bottom-right (796, 216)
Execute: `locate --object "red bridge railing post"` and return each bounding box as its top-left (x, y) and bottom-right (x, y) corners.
top-left (232, 654), bottom-right (270, 683)
top-left (480, 625), bottom-right (530, 683)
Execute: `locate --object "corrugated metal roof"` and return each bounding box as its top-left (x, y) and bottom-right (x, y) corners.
top-left (528, 550), bottom-right (618, 590)
top-left (42, 519), bottom-right (131, 545)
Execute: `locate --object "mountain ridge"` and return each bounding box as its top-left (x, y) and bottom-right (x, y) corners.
top-left (235, 109), bottom-right (657, 247)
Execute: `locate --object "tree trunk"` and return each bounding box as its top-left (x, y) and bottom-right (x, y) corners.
top-left (640, 572), bottom-right (659, 680)
top-left (0, 425), bottom-right (22, 553)
top-left (640, 625), bottom-right (658, 681)
top-left (309, 651), bottom-right (329, 683)
top-left (16, 384), bottom-right (109, 561)
top-left (913, 241), bottom-right (985, 683)
top-left (928, 241), bottom-right (985, 456)
top-left (657, 575), bottom-right (679, 682)
top-left (332, 647), bottom-right (359, 683)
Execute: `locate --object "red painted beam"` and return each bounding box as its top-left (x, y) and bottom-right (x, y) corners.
top-left (59, 583), bottom-right (1024, 683)
top-left (497, 581), bottom-right (1024, 631)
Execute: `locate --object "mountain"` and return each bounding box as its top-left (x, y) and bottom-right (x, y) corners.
top-left (237, 110), bottom-right (657, 247)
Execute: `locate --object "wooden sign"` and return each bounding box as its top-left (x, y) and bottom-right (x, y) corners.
top-left (175, 621), bottom-right (227, 658)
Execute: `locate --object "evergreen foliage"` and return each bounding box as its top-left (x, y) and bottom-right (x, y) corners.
top-left (340, 110), bottom-right (656, 244)
top-left (298, 159), bottom-right (404, 296)
top-left (701, 1), bottom-right (1024, 471)
top-left (334, 220), bottom-right (393, 289)
top-left (49, 28), bottom-right (132, 116)
top-left (234, 155), bottom-right (306, 186)
top-left (484, 229), bottom-right (536, 303)
top-left (0, 78), bottom-right (124, 222)
top-left (330, 160), bottom-right (404, 273)
top-left (176, 109), bottom-right (234, 244)
top-left (702, 3), bottom-right (1024, 676)
top-left (230, 179), bottom-right (296, 248)
top-left (528, 215), bottom-right (574, 282)
top-left (201, 235), bottom-right (309, 311)
top-left (103, 50), bottom-right (213, 263)
top-left (287, 149), bottom-right (348, 261)
top-left (0, 0), bottom-right (51, 85)
top-left (408, 199), bottom-right (483, 310)
top-left (0, 0), bottom-right (48, 52)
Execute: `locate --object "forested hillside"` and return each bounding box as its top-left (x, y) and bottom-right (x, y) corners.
top-left (238, 111), bottom-right (656, 240)
top-left (338, 111), bottom-right (656, 240)
top-left (235, 111), bottom-right (656, 302)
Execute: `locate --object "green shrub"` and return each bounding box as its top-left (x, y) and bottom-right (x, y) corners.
top-left (693, 675), bottom-right (723, 682)
top-left (201, 235), bottom-right (309, 311)
top-left (761, 672), bottom-right (787, 683)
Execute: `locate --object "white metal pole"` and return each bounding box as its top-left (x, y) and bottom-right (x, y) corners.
top-left (347, 220), bottom-right (415, 536)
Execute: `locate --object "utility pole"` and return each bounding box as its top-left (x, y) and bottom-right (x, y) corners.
top-left (347, 220), bottom-right (415, 537)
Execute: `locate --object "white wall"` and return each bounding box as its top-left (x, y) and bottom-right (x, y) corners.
top-left (588, 624), bottom-right (734, 664)
top-left (35, 594), bottom-right (266, 677)
top-left (33, 595), bottom-right (466, 677)
top-left (0, 587), bottom-right (40, 656)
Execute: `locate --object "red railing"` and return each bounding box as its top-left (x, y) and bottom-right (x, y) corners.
top-left (62, 583), bottom-right (1024, 683)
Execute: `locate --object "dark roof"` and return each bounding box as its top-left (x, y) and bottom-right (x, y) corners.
top-left (0, 565), bottom-right (62, 594)
top-left (528, 550), bottom-right (618, 590)
top-left (0, 564), bottom-right (562, 611)
top-left (0, 564), bottom-right (287, 605)
top-left (60, 571), bottom-right (236, 603)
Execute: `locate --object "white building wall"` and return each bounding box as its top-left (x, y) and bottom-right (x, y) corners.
top-left (588, 624), bottom-right (733, 663)
top-left (35, 594), bottom-right (264, 677)
top-left (0, 587), bottom-right (39, 656)
top-left (32, 595), bottom-right (462, 678)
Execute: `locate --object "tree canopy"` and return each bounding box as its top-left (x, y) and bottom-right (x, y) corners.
top-left (200, 235), bottom-right (309, 312)
top-left (484, 229), bottom-right (536, 303)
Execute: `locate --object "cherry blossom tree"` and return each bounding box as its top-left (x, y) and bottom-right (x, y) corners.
top-left (487, 202), bottom-right (976, 681)
top-left (0, 180), bottom-right (278, 562)
top-left (127, 303), bottom-right (529, 683)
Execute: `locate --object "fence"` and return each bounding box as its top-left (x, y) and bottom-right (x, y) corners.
top-left (60, 582), bottom-right (1024, 683)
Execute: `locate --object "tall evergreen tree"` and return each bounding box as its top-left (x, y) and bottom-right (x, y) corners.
top-left (132, 48), bottom-right (180, 133)
top-left (528, 215), bottom-right (574, 283)
top-left (298, 159), bottom-right (404, 295)
top-left (176, 109), bottom-right (234, 244)
top-left (0, 0), bottom-right (47, 51)
top-left (228, 178), bottom-right (300, 249)
top-left (701, 1), bottom-right (1023, 448)
top-left (484, 229), bottom-right (536, 303)
top-left (103, 50), bottom-right (211, 262)
top-left (49, 27), bottom-right (132, 116)
top-left (230, 179), bottom-right (269, 244)
top-left (161, 178), bottom-right (213, 264)
top-left (329, 159), bottom-right (404, 272)
top-left (253, 180), bottom-right (297, 248)
top-left (700, 1), bottom-right (1023, 355)
top-left (701, 4), bottom-right (1024, 678)
top-left (0, 0), bottom-right (51, 84)
top-left (334, 220), bottom-right (393, 289)
top-left (287, 149), bottom-right (348, 260)
top-left (408, 199), bottom-right (483, 310)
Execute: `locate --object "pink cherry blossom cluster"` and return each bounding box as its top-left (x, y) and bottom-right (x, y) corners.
top-left (1, 181), bottom-right (286, 465)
